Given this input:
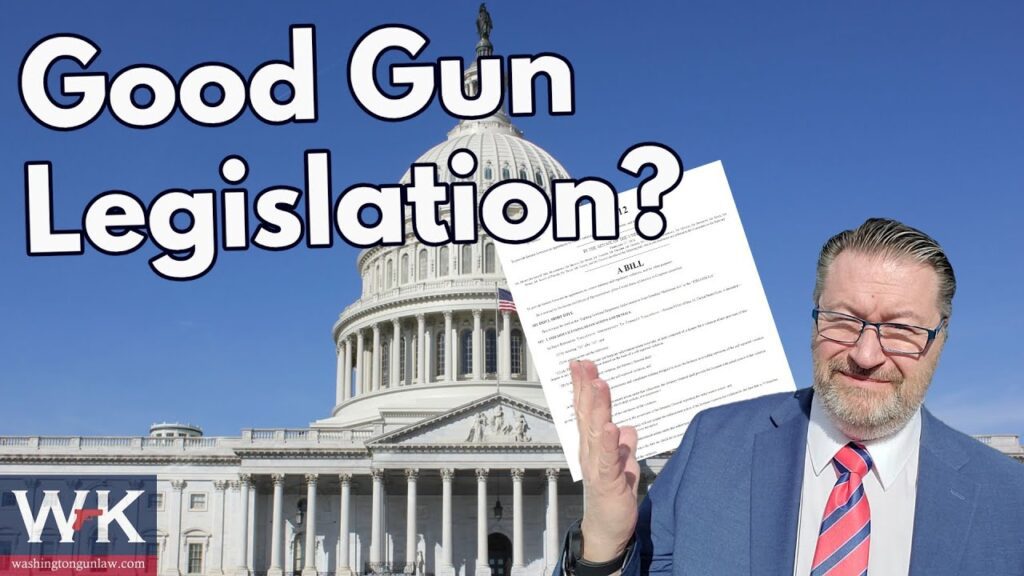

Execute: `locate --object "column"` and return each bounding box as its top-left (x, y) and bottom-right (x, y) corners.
top-left (227, 481), bottom-right (241, 575)
top-left (391, 318), bottom-right (401, 388)
top-left (372, 324), bottom-right (382, 391)
top-left (511, 469), bottom-right (524, 569)
top-left (234, 475), bottom-right (251, 576)
top-left (443, 312), bottom-right (453, 381)
top-left (246, 480), bottom-right (255, 573)
top-left (475, 469), bottom-right (489, 573)
top-left (451, 318), bottom-right (460, 380)
top-left (370, 469), bottom-right (383, 572)
top-left (545, 469), bottom-right (559, 570)
top-left (167, 480), bottom-right (186, 576)
top-left (416, 314), bottom-right (426, 384)
top-left (405, 469), bottom-right (419, 574)
top-left (268, 474), bottom-right (285, 576)
top-left (355, 331), bottom-right (365, 397)
top-left (211, 481), bottom-right (228, 575)
top-left (501, 311), bottom-right (512, 380)
top-left (227, 481), bottom-right (240, 575)
top-left (440, 469), bottom-right (454, 572)
top-left (336, 340), bottom-right (346, 405)
top-left (343, 338), bottom-right (353, 400)
top-left (472, 310), bottom-right (482, 380)
top-left (364, 347), bottom-right (373, 394)
top-left (424, 327), bottom-right (433, 384)
top-left (303, 475), bottom-right (318, 576)
top-left (411, 332), bottom-right (417, 385)
top-left (338, 474), bottom-right (352, 576)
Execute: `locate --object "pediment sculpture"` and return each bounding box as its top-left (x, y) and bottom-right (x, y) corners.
top-left (465, 405), bottom-right (531, 443)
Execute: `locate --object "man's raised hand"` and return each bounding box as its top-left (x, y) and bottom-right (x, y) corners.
top-left (571, 360), bottom-right (641, 562)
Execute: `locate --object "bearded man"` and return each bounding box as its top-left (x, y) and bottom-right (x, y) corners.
top-left (559, 218), bottom-right (1024, 576)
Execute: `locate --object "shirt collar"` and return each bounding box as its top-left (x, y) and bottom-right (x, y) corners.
top-left (807, 391), bottom-right (922, 490)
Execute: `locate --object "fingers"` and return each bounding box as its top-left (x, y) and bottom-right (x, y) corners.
top-left (569, 360), bottom-right (622, 484)
top-left (572, 360), bottom-right (601, 463)
top-left (571, 359), bottom-right (600, 419)
top-left (586, 378), bottom-right (617, 481)
top-left (618, 424), bottom-right (639, 457)
top-left (579, 359), bottom-right (599, 381)
top-left (598, 421), bottom-right (624, 481)
top-left (576, 369), bottom-right (595, 463)
top-left (587, 378), bottom-right (613, 444)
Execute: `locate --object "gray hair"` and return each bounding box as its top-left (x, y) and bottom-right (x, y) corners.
top-left (813, 218), bottom-right (956, 320)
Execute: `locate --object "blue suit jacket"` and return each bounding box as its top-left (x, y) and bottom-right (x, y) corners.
top-left (558, 388), bottom-right (1024, 576)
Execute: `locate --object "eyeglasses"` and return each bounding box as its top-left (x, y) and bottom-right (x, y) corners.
top-left (812, 308), bottom-right (946, 356)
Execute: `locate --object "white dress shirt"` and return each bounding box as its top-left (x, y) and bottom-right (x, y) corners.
top-left (793, 394), bottom-right (922, 576)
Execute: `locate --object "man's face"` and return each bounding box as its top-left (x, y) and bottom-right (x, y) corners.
top-left (812, 250), bottom-right (946, 440)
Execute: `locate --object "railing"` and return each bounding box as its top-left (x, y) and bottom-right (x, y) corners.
top-left (184, 438), bottom-right (217, 448)
top-left (339, 277), bottom-right (506, 323)
top-left (38, 437), bottom-right (73, 447)
top-left (0, 427), bottom-right (373, 453)
top-left (0, 437), bottom-right (30, 446)
top-left (975, 434), bottom-right (1024, 452)
top-left (81, 437), bottom-right (132, 448)
top-left (243, 429), bottom-right (374, 443)
top-left (142, 437), bottom-right (177, 448)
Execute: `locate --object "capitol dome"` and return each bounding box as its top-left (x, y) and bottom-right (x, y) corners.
top-left (400, 110), bottom-right (569, 189)
top-left (316, 38), bottom-right (567, 431)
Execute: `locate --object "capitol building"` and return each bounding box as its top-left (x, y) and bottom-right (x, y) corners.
top-left (2, 11), bottom-right (1022, 576)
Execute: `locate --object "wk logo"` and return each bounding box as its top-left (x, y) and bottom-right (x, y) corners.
top-left (12, 489), bottom-right (145, 543)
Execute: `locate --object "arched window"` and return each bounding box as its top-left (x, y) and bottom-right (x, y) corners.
top-left (460, 330), bottom-right (473, 375)
top-left (535, 171), bottom-right (544, 186)
top-left (401, 254), bottom-right (409, 284)
top-left (418, 249), bottom-right (428, 280)
top-left (375, 263), bottom-right (381, 292)
top-left (485, 328), bottom-right (497, 375)
top-left (435, 330), bottom-right (445, 377)
top-left (399, 336), bottom-right (407, 384)
top-left (439, 246), bottom-right (449, 276)
top-left (380, 341), bottom-right (390, 387)
top-left (386, 259), bottom-right (393, 288)
top-left (484, 164), bottom-right (493, 180)
top-left (461, 244), bottom-right (473, 274)
top-left (484, 243), bottom-right (495, 274)
top-left (502, 165), bottom-right (510, 179)
top-left (511, 330), bottom-right (524, 375)
top-left (519, 166), bottom-right (528, 180)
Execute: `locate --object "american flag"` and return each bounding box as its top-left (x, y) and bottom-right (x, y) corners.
top-left (497, 288), bottom-right (516, 312)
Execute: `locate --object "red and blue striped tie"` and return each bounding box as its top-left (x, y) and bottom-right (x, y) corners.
top-left (810, 442), bottom-right (873, 576)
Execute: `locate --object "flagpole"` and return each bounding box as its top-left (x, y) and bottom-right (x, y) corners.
top-left (495, 282), bottom-right (501, 397)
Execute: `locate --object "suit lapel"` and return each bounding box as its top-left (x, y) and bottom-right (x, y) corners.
top-left (909, 408), bottom-right (979, 576)
top-left (750, 389), bottom-right (811, 576)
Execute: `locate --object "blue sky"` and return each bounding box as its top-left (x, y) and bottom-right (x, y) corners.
top-left (1, 2), bottom-right (1021, 439)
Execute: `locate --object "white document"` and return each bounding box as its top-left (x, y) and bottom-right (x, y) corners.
top-left (494, 161), bottom-right (795, 480)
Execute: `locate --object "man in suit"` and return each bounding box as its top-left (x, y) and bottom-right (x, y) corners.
top-left (559, 218), bottom-right (1024, 576)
